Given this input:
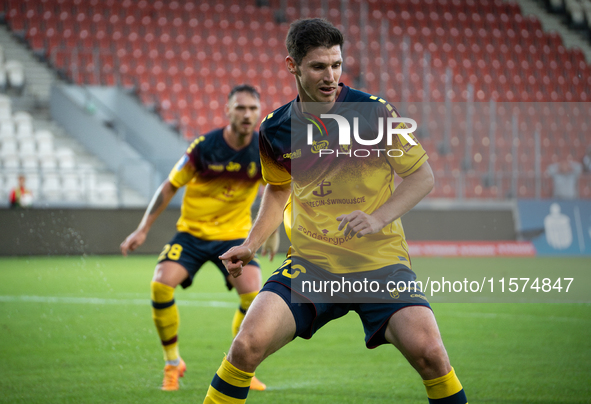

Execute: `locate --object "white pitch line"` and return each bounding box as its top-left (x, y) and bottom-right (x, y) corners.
top-left (0, 295), bottom-right (236, 308)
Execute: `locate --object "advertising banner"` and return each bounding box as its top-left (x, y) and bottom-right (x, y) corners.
top-left (517, 200), bottom-right (591, 256)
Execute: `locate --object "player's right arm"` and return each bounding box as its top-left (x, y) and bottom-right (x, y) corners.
top-left (120, 149), bottom-right (198, 256)
top-left (120, 179), bottom-right (179, 256)
top-left (220, 116), bottom-right (291, 276)
top-left (220, 182), bottom-right (290, 277)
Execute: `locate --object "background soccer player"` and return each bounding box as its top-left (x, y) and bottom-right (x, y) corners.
top-left (204, 20), bottom-right (468, 403)
top-left (120, 84), bottom-right (276, 391)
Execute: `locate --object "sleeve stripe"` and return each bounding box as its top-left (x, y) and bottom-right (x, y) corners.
top-left (397, 153), bottom-right (428, 177)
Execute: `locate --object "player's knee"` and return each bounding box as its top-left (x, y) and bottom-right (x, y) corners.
top-left (229, 331), bottom-right (266, 368)
top-left (152, 266), bottom-right (171, 285)
top-left (151, 262), bottom-right (184, 287)
top-left (412, 340), bottom-right (449, 375)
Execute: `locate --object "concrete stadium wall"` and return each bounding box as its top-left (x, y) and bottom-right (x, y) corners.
top-left (50, 86), bottom-right (157, 200)
top-left (402, 209), bottom-right (515, 241)
top-left (0, 206), bottom-right (515, 256)
top-left (0, 208), bottom-right (179, 256)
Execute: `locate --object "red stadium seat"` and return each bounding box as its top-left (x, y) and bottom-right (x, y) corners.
top-left (8, 0), bottom-right (588, 200)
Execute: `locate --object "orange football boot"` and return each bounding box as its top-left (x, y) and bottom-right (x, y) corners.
top-left (162, 359), bottom-right (186, 391)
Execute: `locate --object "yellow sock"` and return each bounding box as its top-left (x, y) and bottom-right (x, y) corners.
top-left (231, 291), bottom-right (258, 338)
top-left (151, 281), bottom-right (180, 362)
top-left (204, 356), bottom-right (254, 404)
top-left (423, 367), bottom-right (468, 403)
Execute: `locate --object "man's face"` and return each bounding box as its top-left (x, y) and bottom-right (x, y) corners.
top-left (226, 92), bottom-right (261, 136)
top-left (291, 45), bottom-right (342, 104)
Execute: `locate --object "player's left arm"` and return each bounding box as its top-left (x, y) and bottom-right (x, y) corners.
top-left (337, 161), bottom-right (434, 238)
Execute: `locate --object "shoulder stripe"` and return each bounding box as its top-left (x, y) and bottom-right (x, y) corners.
top-left (261, 112), bottom-right (274, 124)
top-left (368, 94), bottom-right (387, 105)
top-left (187, 135), bottom-right (205, 154)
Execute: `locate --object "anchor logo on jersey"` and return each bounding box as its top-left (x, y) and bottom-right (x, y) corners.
top-left (313, 179), bottom-right (332, 197)
top-left (222, 185), bottom-right (235, 198)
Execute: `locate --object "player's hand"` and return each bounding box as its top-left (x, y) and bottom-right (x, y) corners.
top-left (120, 229), bottom-right (147, 256)
top-left (261, 230), bottom-right (280, 261)
top-left (219, 246), bottom-right (255, 278)
top-left (337, 210), bottom-right (383, 239)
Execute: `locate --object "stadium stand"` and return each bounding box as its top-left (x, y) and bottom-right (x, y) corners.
top-left (1, 0), bottom-right (590, 200)
top-left (545, 0), bottom-right (591, 34)
top-left (0, 69), bottom-right (147, 207)
top-left (0, 91), bottom-right (147, 206)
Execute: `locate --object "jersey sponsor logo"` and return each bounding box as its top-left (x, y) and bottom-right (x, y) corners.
top-left (226, 162), bottom-right (241, 171)
top-left (304, 196), bottom-right (366, 208)
top-left (208, 164), bottom-right (224, 172)
top-left (312, 179), bottom-right (332, 197)
top-left (311, 140), bottom-right (330, 154)
top-left (247, 161), bottom-right (258, 178)
top-left (296, 224), bottom-right (354, 246)
top-left (283, 149), bottom-right (302, 159)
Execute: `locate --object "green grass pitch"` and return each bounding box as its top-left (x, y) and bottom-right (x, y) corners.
top-left (0, 255), bottom-right (590, 403)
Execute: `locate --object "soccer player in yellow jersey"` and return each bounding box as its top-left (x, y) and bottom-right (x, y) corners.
top-left (203, 20), bottom-right (468, 403)
top-left (120, 85), bottom-right (276, 392)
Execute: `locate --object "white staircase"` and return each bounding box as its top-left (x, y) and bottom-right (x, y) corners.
top-left (0, 25), bottom-right (57, 104)
top-left (512, 0), bottom-right (591, 63)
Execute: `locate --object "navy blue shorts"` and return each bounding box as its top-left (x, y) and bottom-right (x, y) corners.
top-left (261, 256), bottom-right (431, 349)
top-left (158, 232), bottom-right (260, 290)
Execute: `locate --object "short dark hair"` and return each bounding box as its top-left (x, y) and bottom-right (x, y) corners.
top-left (285, 18), bottom-right (344, 65)
top-left (228, 84), bottom-right (260, 100)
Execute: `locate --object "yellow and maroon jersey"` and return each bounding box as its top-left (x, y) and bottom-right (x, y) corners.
top-left (259, 83), bottom-right (428, 273)
top-left (168, 128), bottom-right (262, 241)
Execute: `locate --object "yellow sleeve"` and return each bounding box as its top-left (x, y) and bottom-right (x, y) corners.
top-left (384, 106), bottom-right (428, 178)
top-left (259, 132), bottom-right (291, 186)
top-left (168, 136), bottom-right (205, 187)
top-left (168, 154), bottom-right (196, 188)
